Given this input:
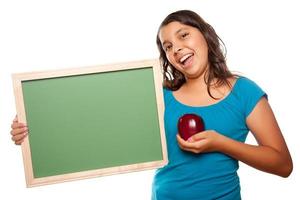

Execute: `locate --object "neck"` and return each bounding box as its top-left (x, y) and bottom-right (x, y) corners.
top-left (186, 76), bottom-right (205, 88)
top-left (183, 67), bottom-right (209, 92)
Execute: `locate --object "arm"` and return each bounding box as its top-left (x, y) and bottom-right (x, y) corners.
top-left (221, 97), bottom-right (292, 177)
top-left (177, 97), bottom-right (293, 177)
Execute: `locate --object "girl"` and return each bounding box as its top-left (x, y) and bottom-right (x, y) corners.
top-left (11, 10), bottom-right (292, 200)
top-left (151, 10), bottom-right (292, 199)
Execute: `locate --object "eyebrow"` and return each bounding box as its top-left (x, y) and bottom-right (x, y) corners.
top-left (162, 28), bottom-right (189, 46)
top-left (175, 28), bottom-right (188, 35)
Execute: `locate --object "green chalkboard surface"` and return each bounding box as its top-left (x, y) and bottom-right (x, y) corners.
top-left (12, 59), bottom-right (167, 187)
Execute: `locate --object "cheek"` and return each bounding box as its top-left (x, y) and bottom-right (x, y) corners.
top-left (194, 45), bottom-right (209, 64)
top-left (166, 54), bottom-right (182, 72)
top-left (166, 53), bottom-right (177, 66)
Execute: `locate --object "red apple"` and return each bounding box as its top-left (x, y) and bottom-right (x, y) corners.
top-left (177, 113), bottom-right (205, 141)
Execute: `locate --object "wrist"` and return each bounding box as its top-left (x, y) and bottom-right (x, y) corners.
top-left (214, 132), bottom-right (230, 152)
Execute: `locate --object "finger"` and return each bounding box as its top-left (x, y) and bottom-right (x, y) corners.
top-left (176, 134), bottom-right (197, 148)
top-left (177, 140), bottom-right (191, 151)
top-left (11, 122), bottom-right (27, 129)
top-left (177, 141), bottom-right (201, 153)
top-left (176, 134), bottom-right (186, 144)
top-left (11, 131), bottom-right (28, 142)
top-left (176, 135), bottom-right (190, 150)
top-left (10, 127), bottom-right (28, 136)
top-left (15, 139), bottom-right (25, 145)
top-left (177, 134), bottom-right (208, 153)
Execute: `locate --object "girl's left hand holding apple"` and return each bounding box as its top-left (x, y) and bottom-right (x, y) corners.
top-left (176, 130), bottom-right (225, 154)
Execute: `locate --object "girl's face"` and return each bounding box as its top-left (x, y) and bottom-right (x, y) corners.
top-left (159, 22), bottom-right (209, 80)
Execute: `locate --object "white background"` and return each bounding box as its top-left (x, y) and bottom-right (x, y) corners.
top-left (1, 0), bottom-right (299, 199)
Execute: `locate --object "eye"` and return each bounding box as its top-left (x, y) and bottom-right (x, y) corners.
top-left (164, 44), bottom-right (172, 52)
top-left (181, 32), bottom-right (189, 39)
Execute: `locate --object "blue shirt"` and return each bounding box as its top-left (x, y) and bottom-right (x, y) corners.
top-left (152, 77), bottom-right (266, 200)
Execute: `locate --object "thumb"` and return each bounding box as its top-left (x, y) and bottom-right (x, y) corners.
top-left (187, 132), bottom-right (206, 142)
top-left (13, 115), bottom-right (18, 122)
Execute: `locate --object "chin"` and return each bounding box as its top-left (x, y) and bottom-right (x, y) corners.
top-left (184, 70), bottom-right (204, 79)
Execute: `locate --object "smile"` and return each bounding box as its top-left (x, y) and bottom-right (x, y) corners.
top-left (179, 53), bottom-right (194, 68)
top-left (179, 53), bottom-right (193, 65)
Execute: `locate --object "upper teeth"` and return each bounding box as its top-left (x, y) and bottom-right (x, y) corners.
top-left (180, 54), bottom-right (193, 63)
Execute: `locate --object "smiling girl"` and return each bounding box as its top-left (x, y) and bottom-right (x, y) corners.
top-left (151, 10), bottom-right (293, 199)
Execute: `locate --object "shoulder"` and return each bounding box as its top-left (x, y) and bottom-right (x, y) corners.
top-left (163, 87), bottom-right (173, 105)
top-left (233, 76), bottom-right (268, 117)
top-left (233, 76), bottom-right (265, 95)
top-left (236, 76), bottom-right (260, 88)
top-left (163, 87), bottom-right (171, 97)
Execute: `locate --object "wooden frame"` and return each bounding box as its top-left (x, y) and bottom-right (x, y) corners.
top-left (12, 59), bottom-right (168, 187)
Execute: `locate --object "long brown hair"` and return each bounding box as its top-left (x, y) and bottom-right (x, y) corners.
top-left (156, 10), bottom-right (235, 99)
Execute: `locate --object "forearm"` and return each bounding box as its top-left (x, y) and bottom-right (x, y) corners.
top-left (218, 135), bottom-right (292, 177)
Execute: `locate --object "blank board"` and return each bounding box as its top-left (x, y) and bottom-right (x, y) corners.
top-left (12, 59), bottom-right (168, 187)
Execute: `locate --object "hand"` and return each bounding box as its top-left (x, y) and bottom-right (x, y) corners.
top-left (10, 116), bottom-right (28, 145)
top-left (176, 130), bottom-right (224, 154)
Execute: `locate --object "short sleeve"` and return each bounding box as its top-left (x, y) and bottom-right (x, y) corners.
top-left (237, 77), bottom-right (267, 117)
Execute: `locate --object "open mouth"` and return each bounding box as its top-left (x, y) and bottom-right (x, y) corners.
top-left (179, 53), bottom-right (194, 67)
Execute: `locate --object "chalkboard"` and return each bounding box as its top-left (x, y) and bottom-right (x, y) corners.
top-left (12, 59), bottom-right (168, 187)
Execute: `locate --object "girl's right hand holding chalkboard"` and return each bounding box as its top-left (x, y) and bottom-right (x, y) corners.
top-left (10, 116), bottom-right (28, 145)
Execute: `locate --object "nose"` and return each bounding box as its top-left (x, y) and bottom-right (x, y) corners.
top-left (173, 45), bottom-right (183, 54)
